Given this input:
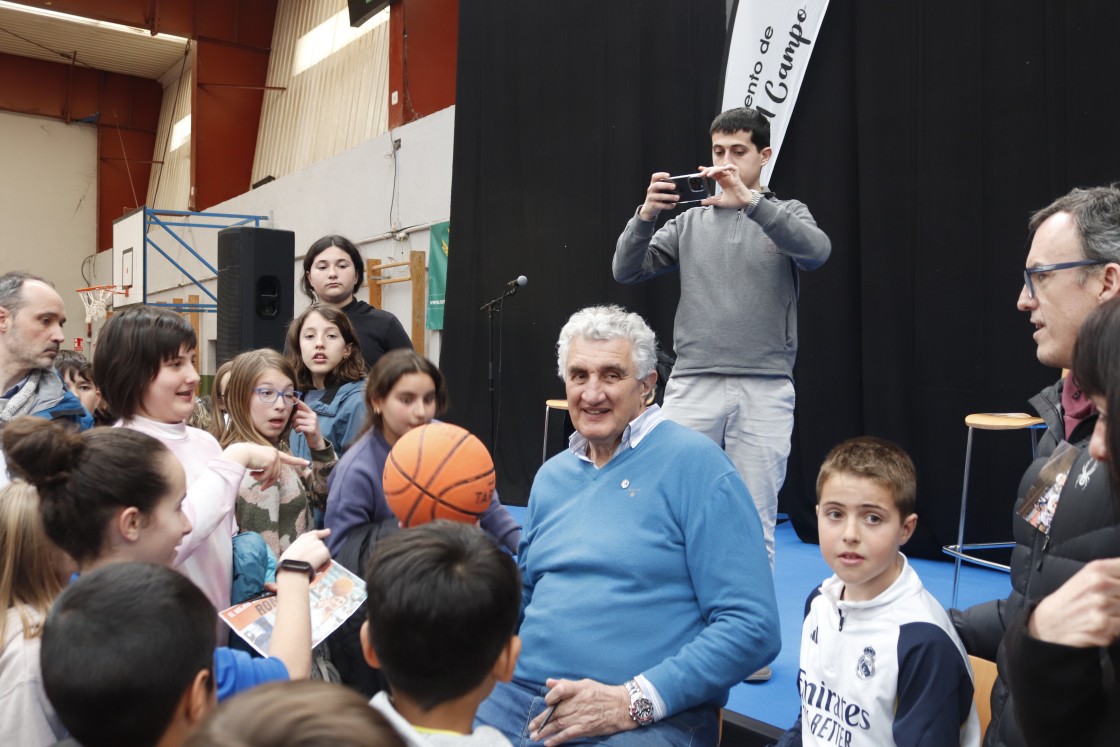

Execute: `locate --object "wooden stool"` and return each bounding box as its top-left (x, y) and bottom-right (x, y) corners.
top-left (942, 413), bottom-right (1045, 607)
top-left (542, 399), bottom-right (569, 464)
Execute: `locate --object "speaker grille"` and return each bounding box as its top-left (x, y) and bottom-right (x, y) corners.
top-left (216, 227), bottom-right (295, 365)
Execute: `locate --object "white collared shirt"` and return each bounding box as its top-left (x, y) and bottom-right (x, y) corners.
top-left (568, 404), bottom-right (665, 468)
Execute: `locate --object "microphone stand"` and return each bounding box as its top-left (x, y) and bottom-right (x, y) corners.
top-left (479, 283), bottom-right (521, 450)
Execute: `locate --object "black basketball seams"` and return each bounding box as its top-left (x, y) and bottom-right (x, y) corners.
top-left (424, 429), bottom-right (471, 485)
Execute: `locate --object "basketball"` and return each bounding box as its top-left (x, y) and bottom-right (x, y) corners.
top-left (383, 422), bottom-right (496, 527)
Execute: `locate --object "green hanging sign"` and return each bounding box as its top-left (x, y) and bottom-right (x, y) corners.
top-left (427, 221), bottom-right (449, 330)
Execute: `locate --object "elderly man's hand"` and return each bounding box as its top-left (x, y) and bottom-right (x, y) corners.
top-left (1028, 557), bottom-right (1120, 647)
top-left (527, 678), bottom-right (636, 746)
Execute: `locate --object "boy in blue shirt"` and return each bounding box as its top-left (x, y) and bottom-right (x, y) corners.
top-left (41, 543), bottom-right (326, 747)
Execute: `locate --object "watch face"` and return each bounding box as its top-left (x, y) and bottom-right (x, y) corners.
top-left (631, 697), bottom-right (654, 724)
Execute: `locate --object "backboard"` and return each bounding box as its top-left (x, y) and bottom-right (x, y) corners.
top-left (112, 206), bottom-right (145, 307)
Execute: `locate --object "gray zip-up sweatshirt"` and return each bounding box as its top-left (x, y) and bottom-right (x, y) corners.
top-left (613, 196), bottom-right (830, 379)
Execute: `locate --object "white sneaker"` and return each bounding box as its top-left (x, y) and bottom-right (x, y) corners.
top-left (745, 665), bottom-right (771, 683)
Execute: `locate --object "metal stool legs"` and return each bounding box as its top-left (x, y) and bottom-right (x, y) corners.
top-left (943, 416), bottom-right (1043, 607)
top-left (946, 427), bottom-right (1013, 608)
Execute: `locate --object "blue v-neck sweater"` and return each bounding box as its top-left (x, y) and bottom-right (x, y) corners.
top-left (515, 420), bottom-right (780, 716)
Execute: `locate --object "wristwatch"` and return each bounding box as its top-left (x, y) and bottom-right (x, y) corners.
top-left (624, 679), bottom-right (654, 727)
top-left (277, 559), bottom-right (316, 581)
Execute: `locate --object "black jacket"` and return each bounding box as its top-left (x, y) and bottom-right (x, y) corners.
top-left (1003, 599), bottom-right (1120, 747)
top-left (950, 377), bottom-right (1120, 746)
top-left (326, 517), bottom-right (399, 698)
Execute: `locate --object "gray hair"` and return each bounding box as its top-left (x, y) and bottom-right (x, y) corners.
top-left (556, 305), bottom-right (658, 380)
top-left (1029, 185), bottom-right (1120, 268)
top-left (0, 272), bottom-right (50, 317)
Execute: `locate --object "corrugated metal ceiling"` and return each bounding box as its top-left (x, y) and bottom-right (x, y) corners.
top-left (252, 0), bottom-right (390, 183)
top-left (0, 1), bottom-right (187, 79)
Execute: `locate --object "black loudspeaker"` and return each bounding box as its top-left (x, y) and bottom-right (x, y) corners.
top-left (348, 0), bottom-right (389, 27)
top-left (217, 227), bottom-right (295, 365)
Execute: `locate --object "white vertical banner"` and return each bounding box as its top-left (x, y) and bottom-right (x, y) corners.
top-left (721, 1), bottom-right (830, 186)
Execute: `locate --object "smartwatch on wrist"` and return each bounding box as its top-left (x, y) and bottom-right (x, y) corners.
top-left (277, 559), bottom-right (315, 581)
top-left (624, 679), bottom-right (654, 727)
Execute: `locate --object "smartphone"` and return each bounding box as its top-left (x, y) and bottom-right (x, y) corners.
top-left (664, 173), bottom-right (712, 206)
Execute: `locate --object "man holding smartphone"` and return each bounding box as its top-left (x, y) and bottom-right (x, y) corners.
top-left (613, 107), bottom-right (830, 602)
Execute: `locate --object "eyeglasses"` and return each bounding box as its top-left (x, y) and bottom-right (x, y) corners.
top-left (253, 387), bottom-right (302, 406)
top-left (1022, 260), bottom-right (1106, 299)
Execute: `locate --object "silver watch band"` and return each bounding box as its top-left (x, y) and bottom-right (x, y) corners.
top-left (624, 679), bottom-right (654, 726)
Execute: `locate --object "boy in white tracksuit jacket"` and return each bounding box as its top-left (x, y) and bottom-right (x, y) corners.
top-left (778, 437), bottom-right (980, 747)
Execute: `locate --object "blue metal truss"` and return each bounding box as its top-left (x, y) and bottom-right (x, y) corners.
top-left (141, 207), bottom-right (268, 312)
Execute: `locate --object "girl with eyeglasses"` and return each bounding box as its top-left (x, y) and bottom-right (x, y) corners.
top-left (94, 307), bottom-right (307, 620)
top-left (222, 349), bottom-right (336, 557)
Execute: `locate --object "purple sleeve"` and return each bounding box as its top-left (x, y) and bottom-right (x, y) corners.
top-left (324, 437), bottom-right (392, 555)
top-left (479, 489), bottom-right (522, 553)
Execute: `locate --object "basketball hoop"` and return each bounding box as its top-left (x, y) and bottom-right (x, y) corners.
top-left (76, 285), bottom-right (127, 336)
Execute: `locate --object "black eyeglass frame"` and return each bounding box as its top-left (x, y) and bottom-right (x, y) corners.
top-left (1022, 259), bottom-right (1106, 299)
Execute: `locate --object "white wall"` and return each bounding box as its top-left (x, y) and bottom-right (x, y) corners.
top-left (0, 111), bottom-right (98, 350)
top-left (94, 105), bottom-right (455, 373)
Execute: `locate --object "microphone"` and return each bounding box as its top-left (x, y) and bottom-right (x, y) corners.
top-left (481, 275), bottom-right (527, 311)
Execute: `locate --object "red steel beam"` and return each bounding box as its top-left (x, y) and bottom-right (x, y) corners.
top-left (6, 0), bottom-right (275, 46)
top-left (389, 0), bottom-right (458, 129)
top-left (190, 37), bottom-right (270, 210)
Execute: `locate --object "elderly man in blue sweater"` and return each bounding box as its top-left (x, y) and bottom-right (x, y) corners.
top-left (475, 305), bottom-right (780, 746)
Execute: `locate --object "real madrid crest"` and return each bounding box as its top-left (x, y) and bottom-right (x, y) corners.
top-left (856, 646), bottom-right (876, 679)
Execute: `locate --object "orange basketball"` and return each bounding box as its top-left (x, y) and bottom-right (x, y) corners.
top-left (383, 422), bottom-right (496, 528)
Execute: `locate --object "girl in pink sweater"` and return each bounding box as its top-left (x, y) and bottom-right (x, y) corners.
top-left (93, 306), bottom-right (306, 615)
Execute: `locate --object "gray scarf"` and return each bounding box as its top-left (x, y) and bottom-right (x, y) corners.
top-left (0, 368), bottom-right (43, 424)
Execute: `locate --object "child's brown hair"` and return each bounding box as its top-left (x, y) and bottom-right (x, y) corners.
top-left (185, 680), bottom-right (404, 747)
top-left (816, 436), bottom-right (917, 517)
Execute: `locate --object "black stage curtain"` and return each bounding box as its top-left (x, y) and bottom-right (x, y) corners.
top-left (442, 1), bottom-right (1120, 559)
